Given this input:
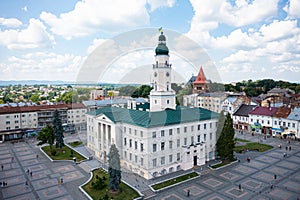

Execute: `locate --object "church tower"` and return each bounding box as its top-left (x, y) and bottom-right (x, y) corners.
top-left (193, 66), bottom-right (209, 94)
top-left (149, 31), bottom-right (176, 112)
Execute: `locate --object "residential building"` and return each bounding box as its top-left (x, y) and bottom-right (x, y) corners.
top-left (249, 106), bottom-right (278, 135)
top-left (233, 104), bottom-right (256, 132)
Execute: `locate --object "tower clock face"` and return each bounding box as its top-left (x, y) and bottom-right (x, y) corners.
top-left (154, 72), bottom-right (157, 77)
top-left (166, 72), bottom-right (169, 77)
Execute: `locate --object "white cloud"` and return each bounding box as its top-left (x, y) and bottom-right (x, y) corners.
top-left (0, 52), bottom-right (83, 81)
top-left (40, 0), bottom-right (151, 39)
top-left (22, 6), bottom-right (28, 12)
top-left (272, 65), bottom-right (300, 73)
top-left (87, 38), bottom-right (107, 54)
top-left (0, 17), bottom-right (22, 28)
top-left (147, 0), bottom-right (176, 12)
top-left (285, 0), bottom-right (300, 19)
top-left (0, 18), bottom-right (55, 50)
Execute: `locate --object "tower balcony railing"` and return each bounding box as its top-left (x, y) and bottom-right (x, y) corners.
top-left (152, 63), bottom-right (172, 68)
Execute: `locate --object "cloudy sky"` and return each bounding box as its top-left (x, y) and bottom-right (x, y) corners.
top-left (0, 0), bottom-right (299, 84)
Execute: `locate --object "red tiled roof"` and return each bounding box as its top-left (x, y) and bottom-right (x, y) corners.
top-left (273, 106), bottom-right (291, 118)
top-left (249, 106), bottom-right (278, 116)
top-left (193, 66), bottom-right (207, 84)
top-left (0, 104), bottom-right (72, 114)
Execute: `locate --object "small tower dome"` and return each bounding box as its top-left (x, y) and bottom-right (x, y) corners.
top-left (155, 32), bottom-right (169, 55)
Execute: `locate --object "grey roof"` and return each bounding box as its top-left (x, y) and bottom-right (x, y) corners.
top-left (83, 98), bottom-right (147, 107)
top-left (87, 106), bottom-right (219, 128)
top-left (287, 107), bottom-right (300, 121)
top-left (225, 96), bottom-right (237, 104)
top-left (198, 92), bottom-right (226, 97)
top-left (233, 104), bottom-right (256, 117)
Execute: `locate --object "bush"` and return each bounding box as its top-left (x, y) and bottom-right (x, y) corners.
top-left (51, 149), bottom-right (57, 156)
top-left (92, 177), bottom-right (107, 190)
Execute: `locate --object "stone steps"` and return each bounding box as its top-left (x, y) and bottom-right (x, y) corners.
top-left (141, 189), bottom-right (156, 199)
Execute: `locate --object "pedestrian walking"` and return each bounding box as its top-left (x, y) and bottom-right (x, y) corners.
top-left (25, 181), bottom-right (28, 187)
top-left (286, 146), bottom-right (288, 151)
top-left (289, 146), bottom-right (291, 151)
top-left (187, 189), bottom-right (190, 197)
top-left (271, 184), bottom-right (273, 189)
top-left (30, 171), bottom-right (32, 177)
top-left (26, 169), bottom-right (29, 174)
top-left (283, 152), bottom-right (286, 158)
top-left (1, 165), bottom-right (3, 171)
top-left (36, 154), bottom-right (39, 159)
top-left (274, 174), bottom-right (277, 180)
top-left (11, 157), bottom-right (14, 163)
top-left (239, 184), bottom-right (242, 191)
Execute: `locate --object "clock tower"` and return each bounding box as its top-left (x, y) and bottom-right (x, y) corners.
top-left (149, 31), bottom-right (176, 112)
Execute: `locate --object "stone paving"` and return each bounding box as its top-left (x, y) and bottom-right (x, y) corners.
top-left (1, 131), bottom-right (300, 200)
top-left (0, 138), bottom-right (90, 200)
top-left (153, 133), bottom-right (300, 200)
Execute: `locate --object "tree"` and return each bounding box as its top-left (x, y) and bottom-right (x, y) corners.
top-left (30, 94), bottom-right (40, 102)
top-left (37, 125), bottom-right (55, 148)
top-left (131, 85), bottom-right (152, 98)
top-left (107, 91), bottom-right (114, 99)
top-left (216, 111), bottom-right (226, 141)
top-left (117, 85), bottom-right (137, 96)
top-left (107, 144), bottom-right (121, 192)
top-left (53, 110), bottom-right (64, 148)
top-left (216, 113), bottom-right (235, 161)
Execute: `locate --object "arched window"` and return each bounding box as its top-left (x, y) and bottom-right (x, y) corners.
top-left (167, 99), bottom-right (169, 104)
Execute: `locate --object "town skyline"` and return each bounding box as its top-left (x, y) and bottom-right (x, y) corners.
top-left (0, 0), bottom-right (299, 83)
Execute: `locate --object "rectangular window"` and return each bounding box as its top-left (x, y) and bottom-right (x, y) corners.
top-left (184, 138), bottom-right (187, 145)
top-left (6, 121), bottom-right (10, 125)
top-left (129, 139), bottom-right (132, 148)
top-left (210, 133), bottom-right (212, 140)
top-left (135, 155), bottom-right (137, 163)
top-left (197, 135), bottom-right (201, 143)
top-left (177, 153), bottom-right (180, 161)
top-left (288, 123), bottom-right (290, 127)
top-left (153, 159), bottom-right (157, 167)
top-left (124, 138), bottom-right (127, 146)
top-left (15, 120), bottom-right (19, 124)
top-left (161, 156), bottom-right (165, 165)
top-left (292, 123), bottom-right (295, 128)
top-left (135, 141), bottom-right (137, 150)
top-left (124, 127), bottom-right (126, 133)
top-left (15, 126), bottom-right (19, 129)
top-left (140, 143), bottom-right (144, 152)
top-left (152, 132), bottom-right (156, 138)
top-left (191, 126), bottom-right (194, 132)
top-left (210, 123), bottom-right (212, 128)
top-left (169, 141), bottom-right (172, 149)
top-left (191, 136), bottom-right (194, 144)
top-left (184, 127), bottom-right (187, 133)
top-left (140, 131), bottom-right (143, 137)
top-left (204, 134), bottom-right (206, 141)
top-left (134, 129), bottom-right (137, 135)
top-left (169, 155), bottom-right (173, 163)
top-left (197, 124), bottom-right (200, 130)
top-left (161, 130), bottom-right (165, 137)
top-left (204, 124), bottom-right (206, 129)
top-left (129, 153), bottom-right (132, 161)
top-left (141, 158), bottom-right (144, 166)
top-left (153, 144), bottom-right (157, 152)
top-left (169, 129), bottom-right (172, 135)
top-left (283, 122), bottom-right (286, 126)
top-left (177, 128), bottom-right (180, 134)
top-left (161, 142), bottom-right (165, 150)
top-left (274, 121), bottom-right (277, 125)
top-left (6, 116), bottom-right (10, 119)
top-left (124, 151), bottom-right (127, 159)
top-left (177, 139), bottom-right (180, 147)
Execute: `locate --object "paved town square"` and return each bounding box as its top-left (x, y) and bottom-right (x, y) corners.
top-left (1, 132), bottom-right (300, 200)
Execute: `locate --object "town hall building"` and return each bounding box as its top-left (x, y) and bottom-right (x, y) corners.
top-left (86, 31), bottom-right (219, 180)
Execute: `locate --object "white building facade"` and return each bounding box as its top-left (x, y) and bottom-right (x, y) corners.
top-left (86, 32), bottom-right (219, 180)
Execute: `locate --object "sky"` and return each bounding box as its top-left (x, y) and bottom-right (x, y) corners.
top-left (0, 0), bottom-right (299, 84)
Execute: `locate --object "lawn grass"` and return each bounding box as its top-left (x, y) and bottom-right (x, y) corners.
top-left (211, 160), bottom-right (232, 169)
top-left (234, 138), bottom-right (250, 143)
top-left (152, 172), bottom-right (198, 190)
top-left (68, 141), bottom-right (83, 147)
top-left (234, 142), bottom-right (273, 153)
top-left (82, 169), bottom-right (140, 200)
top-left (42, 145), bottom-right (86, 162)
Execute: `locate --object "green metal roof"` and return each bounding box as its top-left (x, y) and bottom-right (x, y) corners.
top-left (87, 106), bottom-right (219, 128)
